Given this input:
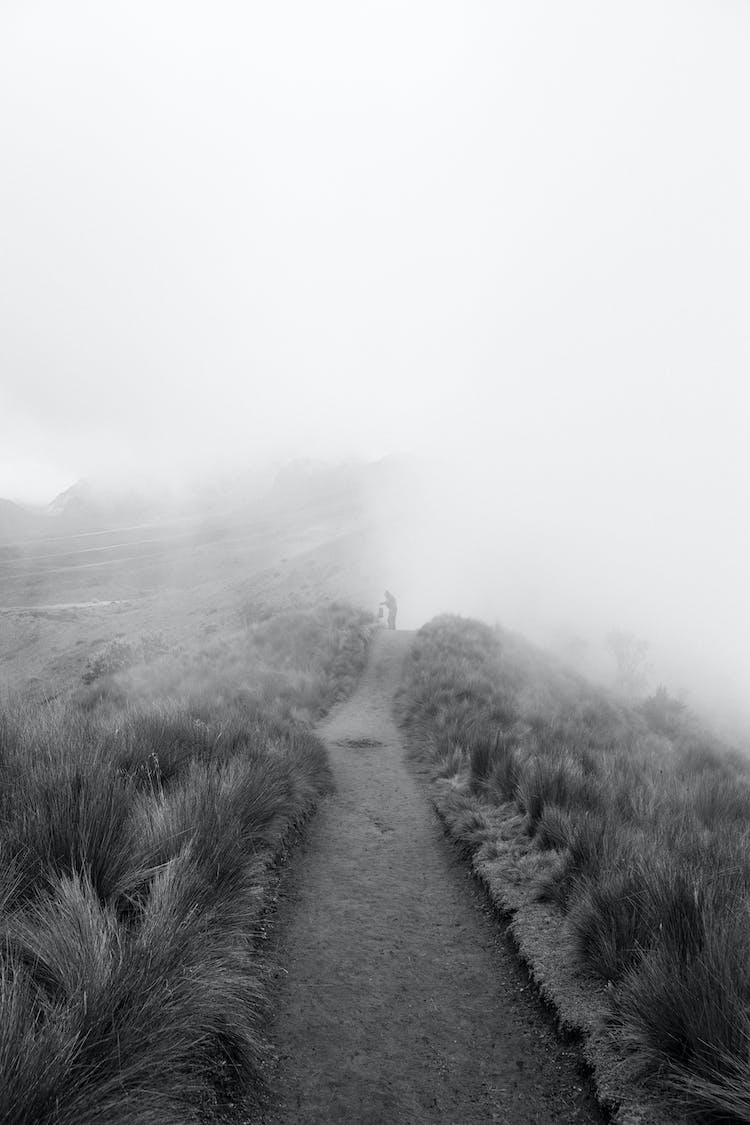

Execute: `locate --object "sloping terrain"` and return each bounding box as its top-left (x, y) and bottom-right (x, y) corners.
top-left (0, 471), bottom-right (393, 702)
top-left (398, 615), bottom-right (750, 1123)
top-left (0, 597), bottom-right (374, 1123)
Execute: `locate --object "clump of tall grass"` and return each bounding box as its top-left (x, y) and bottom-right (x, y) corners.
top-left (1, 761), bottom-right (137, 908)
top-left (107, 708), bottom-right (220, 788)
top-left (0, 861), bottom-right (268, 1124)
top-left (533, 804), bottom-right (575, 852)
top-left (516, 752), bottom-right (603, 835)
top-left (81, 632), bottom-right (172, 685)
top-left (611, 895), bottom-right (750, 1122)
top-left (400, 613), bottom-right (750, 1120)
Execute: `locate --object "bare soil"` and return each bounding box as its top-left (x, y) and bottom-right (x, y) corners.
top-left (255, 630), bottom-right (606, 1124)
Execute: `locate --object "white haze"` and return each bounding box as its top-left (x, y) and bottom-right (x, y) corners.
top-left (1, 2), bottom-right (749, 727)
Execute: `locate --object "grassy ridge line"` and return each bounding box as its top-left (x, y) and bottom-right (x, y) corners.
top-left (397, 615), bottom-right (750, 1125)
top-left (0, 602), bottom-right (374, 1125)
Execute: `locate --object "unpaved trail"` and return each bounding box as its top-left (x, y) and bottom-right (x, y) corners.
top-left (259, 631), bottom-right (605, 1124)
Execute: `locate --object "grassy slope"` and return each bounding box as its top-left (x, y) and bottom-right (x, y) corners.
top-left (0, 602), bottom-right (373, 1124)
top-left (397, 615), bottom-right (750, 1125)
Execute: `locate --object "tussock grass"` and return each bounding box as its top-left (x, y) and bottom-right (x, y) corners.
top-left (516, 752), bottom-right (604, 835)
top-left (2, 762), bottom-right (137, 908)
top-left (612, 909), bottom-right (750, 1123)
top-left (533, 804), bottom-right (575, 852)
top-left (0, 600), bottom-right (373, 1121)
top-left (399, 613), bottom-right (750, 1121)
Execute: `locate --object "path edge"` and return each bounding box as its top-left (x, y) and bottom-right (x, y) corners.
top-left (400, 732), bottom-right (682, 1125)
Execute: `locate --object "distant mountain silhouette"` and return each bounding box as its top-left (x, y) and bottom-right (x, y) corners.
top-left (46, 478), bottom-right (165, 529)
top-left (1, 456), bottom-right (421, 542)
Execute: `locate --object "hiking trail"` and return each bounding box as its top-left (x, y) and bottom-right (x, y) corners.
top-left (258, 630), bottom-right (604, 1124)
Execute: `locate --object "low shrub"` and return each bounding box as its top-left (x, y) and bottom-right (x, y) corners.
top-left (81, 639), bottom-right (138, 684)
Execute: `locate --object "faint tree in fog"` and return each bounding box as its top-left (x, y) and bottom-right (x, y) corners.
top-left (605, 629), bottom-right (651, 696)
top-left (642, 684), bottom-right (687, 735)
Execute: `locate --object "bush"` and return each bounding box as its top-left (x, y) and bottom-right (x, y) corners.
top-left (641, 685), bottom-right (686, 736)
top-left (81, 639), bottom-right (138, 684)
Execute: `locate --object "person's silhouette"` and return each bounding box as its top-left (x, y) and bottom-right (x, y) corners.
top-left (380, 590), bottom-right (397, 630)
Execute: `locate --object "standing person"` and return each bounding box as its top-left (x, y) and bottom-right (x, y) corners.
top-left (381, 590), bottom-right (397, 630)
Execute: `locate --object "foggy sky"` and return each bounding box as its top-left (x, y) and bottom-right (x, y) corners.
top-left (2, 3), bottom-right (750, 723)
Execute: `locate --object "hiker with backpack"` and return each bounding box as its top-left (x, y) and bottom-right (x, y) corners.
top-left (380, 590), bottom-right (397, 630)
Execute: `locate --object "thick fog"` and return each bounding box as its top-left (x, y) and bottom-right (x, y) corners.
top-left (2, 2), bottom-right (749, 727)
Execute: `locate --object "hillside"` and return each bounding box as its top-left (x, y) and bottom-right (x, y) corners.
top-left (0, 593), bottom-right (375, 1124)
top-left (6, 459), bottom-right (741, 1122)
top-left (0, 457), bottom-right (413, 702)
top-left (398, 615), bottom-right (750, 1123)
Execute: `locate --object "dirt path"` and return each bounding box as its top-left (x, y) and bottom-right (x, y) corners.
top-left (258, 631), bottom-right (605, 1124)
